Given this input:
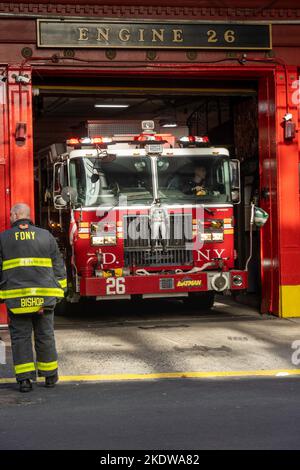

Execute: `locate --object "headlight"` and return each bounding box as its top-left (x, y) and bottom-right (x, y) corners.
top-left (91, 221), bottom-right (117, 245)
top-left (201, 232), bottom-right (212, 241)
top-left (201, 232), bottom-right (224, 242)
top-left (212, 232), bottom-right (224, 241)
top-left (91, 236), bottom-right (117, 246)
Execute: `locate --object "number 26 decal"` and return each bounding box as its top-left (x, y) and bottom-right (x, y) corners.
top-left (106, 277), bottom-right (126, 295)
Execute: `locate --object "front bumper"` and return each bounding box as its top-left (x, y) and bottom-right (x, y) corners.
top-left (80, 270), bottom-right (247, 299)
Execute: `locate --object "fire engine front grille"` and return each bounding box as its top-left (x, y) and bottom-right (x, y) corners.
top-left (124, 248), bottom-right (193, 267)
top-left (123, 213), bottom-right (193, 267)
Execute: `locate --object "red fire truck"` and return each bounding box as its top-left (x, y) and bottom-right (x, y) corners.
top-left (36, 121), bottom-right (247, 311)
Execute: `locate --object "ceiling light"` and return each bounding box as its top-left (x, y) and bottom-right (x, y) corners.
top-left (161, 122), bottom-right (178, 128)
top-left (94, 104), bottom-right (129, 108)
top-left (159, 117), bottom-right (178, 128)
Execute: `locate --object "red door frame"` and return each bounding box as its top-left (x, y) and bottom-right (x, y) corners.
top-left (274, 66), bottom-right (300, 317)
top-left (0, 73), bottom-right (10, 325)
top-left (0, 63), bottom-right (299, 323)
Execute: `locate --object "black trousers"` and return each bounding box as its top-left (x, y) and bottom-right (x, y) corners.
top-left (8, 310), bottom-right (58, 381)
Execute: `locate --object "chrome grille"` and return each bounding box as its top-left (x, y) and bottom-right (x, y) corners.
top-left (123, 213), bottom-right (193, 267)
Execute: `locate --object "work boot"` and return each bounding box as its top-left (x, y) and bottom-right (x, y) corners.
top-left (19, 379), bottom-right (33, 393)
top-left (45, 372), bottom-right (58, 388)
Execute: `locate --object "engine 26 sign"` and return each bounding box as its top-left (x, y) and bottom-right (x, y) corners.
top-left (37, 20), bottom-right (272, 50)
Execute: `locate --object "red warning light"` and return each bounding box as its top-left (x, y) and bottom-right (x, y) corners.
top-left (67, 138), bottom-right (80, 145)
top-left (92, 137), bottom-right (103, 144)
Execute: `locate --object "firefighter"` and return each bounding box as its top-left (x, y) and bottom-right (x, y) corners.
top-left (182, 165), bottom-right (208, 195)
top-left (0, 203), bottom-right (67, 393)
top-left (168, 165), bottom-right (208, 196)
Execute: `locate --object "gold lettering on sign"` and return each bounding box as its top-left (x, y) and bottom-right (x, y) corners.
top-left (138, 29), bottom-right (145, 42)
top-left (224, 30), bottom-right (235, 43)
top-left (173, 29), bottom-right (184, 43)
top-left (151, 29), bottom-right (164, 42)
top-left (207, 30), bottom-right (218, 43)
top-left (119, 28), bottom-right (130, 42)
top-left (97, 28), bottom-right (110, 42)
top-left (78, 27), bottom-right (89, 41)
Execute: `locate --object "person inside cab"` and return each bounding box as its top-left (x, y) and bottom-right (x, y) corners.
top-left (168, 165), bottom-right (208, 196)
top-left (182, 165), bottom-right (208, 196)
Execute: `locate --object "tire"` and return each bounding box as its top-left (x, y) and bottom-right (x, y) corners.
top-left (184, 292), bottom-right (215, 310)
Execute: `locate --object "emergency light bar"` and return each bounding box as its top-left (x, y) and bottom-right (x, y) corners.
top-left (134, 134), bottom-right (162, 142)
top-left (67, 136), bottom-right (112, 146)
top-left (179, 136), bottom-right (209, 144)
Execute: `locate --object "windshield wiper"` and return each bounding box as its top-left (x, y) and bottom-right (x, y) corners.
top-left (204, 207), bottom-right (214, 215)
top-left (97, 184), bottom-right (121, 220)
top-left (97, 200), bottom-right (120, 220)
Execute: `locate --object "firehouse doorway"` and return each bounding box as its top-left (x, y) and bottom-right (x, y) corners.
top-left (32, 72), bottom-right (261, 310)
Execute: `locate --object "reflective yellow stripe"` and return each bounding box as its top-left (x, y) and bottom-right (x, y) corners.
top-left (2, 257), bottom-right (53, 271)
top-left (0, 287), bottom-right (64, 299)
top-left (15, 362), bottom-right (36, 375)
top-left (10, 307), bottom-right (42, 314)
top-left (58, 279), bottom-right (67, 289)
top-left (37, 361), bottom-right (58, 372)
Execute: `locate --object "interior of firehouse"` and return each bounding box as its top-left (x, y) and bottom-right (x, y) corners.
top-left (32, 74), bottom-right (260, 311)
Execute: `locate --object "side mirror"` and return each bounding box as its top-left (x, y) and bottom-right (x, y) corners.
top-left (91, 173), bottom-right (99, 183)
top-left (53, 162), bottom-right (68, 209)
top-left (61, 186), bottom-right (78, 205)
top-left (54, 195), bottom-right (68, 209)
top-left (229, 159), bottom-right (241, 204)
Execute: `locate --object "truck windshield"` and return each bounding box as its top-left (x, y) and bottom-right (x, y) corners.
top-left (69, 154), bottom-right (232, 207)
top-left (157, 155), bottom-right (232, 204)
top-left (69, 156), bottom-right (153, 207)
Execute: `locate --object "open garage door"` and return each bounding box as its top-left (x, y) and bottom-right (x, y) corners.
top-left (32, 74), bottom-right (260, 311)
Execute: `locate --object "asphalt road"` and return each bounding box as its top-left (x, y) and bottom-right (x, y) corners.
top-left (1, 377), bottom-right (300, 450)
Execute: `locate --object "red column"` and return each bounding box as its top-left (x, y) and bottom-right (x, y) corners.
top-left (0, 66), bottom-right (34, 325)
top-left (0, 71), bottom-right (10, 230)
top-left (7, 66), bottom-right (34, 213)
top-left (259, 71), bottom-right (279, 315)
top-left (0, 68), bottom-right (10, 325)
top-left (275, 66), bottom-right (300, 317)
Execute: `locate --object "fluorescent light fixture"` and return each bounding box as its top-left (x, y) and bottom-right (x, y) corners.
top-left (161, 122), bottom-right (178, 128)
top-left (159, 118), bottom-right (178, 128)
top-left (94, 104), bottom-right (129, 108)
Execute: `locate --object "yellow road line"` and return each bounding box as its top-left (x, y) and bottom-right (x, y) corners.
top-left (1, 369), bottom-right (300, 384)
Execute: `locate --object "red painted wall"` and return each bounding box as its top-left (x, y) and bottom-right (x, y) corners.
top-left (0, 2), bottom-right (299, 319)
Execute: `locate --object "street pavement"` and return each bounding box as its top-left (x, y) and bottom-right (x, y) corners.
top-left (1, 295), bottom-right (300, 379)
top-left (1, 296), bottom-right (300, 450)
top-left (1, 377), bottom-right (300, 450)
